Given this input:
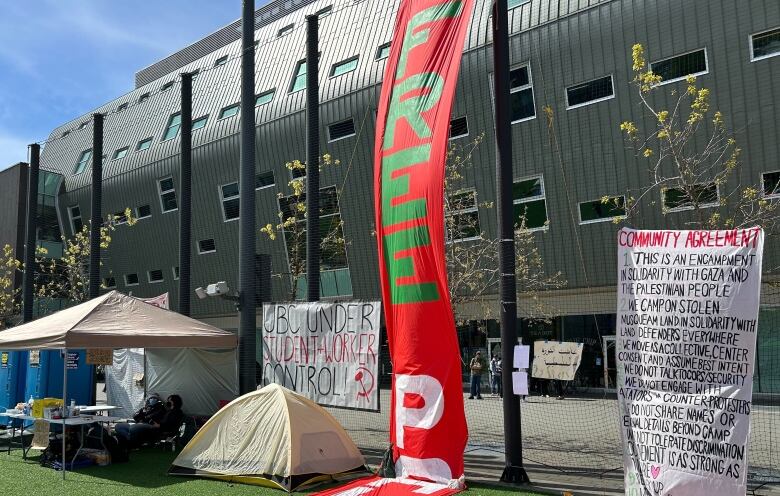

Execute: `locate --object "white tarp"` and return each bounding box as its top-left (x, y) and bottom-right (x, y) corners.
top-left (261, 301), bottom-right (381, 411)
top-left (105, 348), bottom-right (145, 418)
top-left (531, 341), bottom-right (583, 381)
top-left (146, 348), bottom-right (238, 416)
top-left (616, 228), bottom-right (764, 496)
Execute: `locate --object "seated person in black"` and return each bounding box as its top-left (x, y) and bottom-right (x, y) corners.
top-left (114, 392), bottom-right (168, 447)
top-left (158, 395), bottom-right (185, 438)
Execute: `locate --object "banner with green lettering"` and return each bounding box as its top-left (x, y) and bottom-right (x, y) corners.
top-left (373, 0), bottom-right (474, 484)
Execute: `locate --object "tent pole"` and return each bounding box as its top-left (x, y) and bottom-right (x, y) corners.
top-left (62, 349), bottom-right (67, 480)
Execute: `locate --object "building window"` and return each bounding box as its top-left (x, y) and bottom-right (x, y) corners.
top-left (277, 23), bottom-right (294, 37)
top-left (279, 186), bottom-right (351, 298)
top-left (78, 121), bottom-right (89, 130)
top-left (116, 103), bottom-right (128, 112)
top-left (189, 69), bottom-right (200, 81)
top-left (125, 273), bottom-right (139, 286)
top-left (447, 190), bottom-right (480, 242)
top-left (290, 59), bottom-right (307, 93)
top-left (112, 147), bottom-right (129, 161)
top-left (566, 75), bottom-right (615, 109)
top-left (192, 115), bottom-right (209, 131)
top-left (61, 130), bottom-right (71, 138)
top-left (762, 171), bottom-right (780, 198)
top-left (138, 93), bottom-right (150, 103)
top-left (330, 56), bottom-right (359, 78)
top-left (161, 81), bottom-right (174, 92)
top-left (221, 182), bottom-right (240, 221)
top-left (136, 137), bottom-right (153, 151)
top-left (578, 196), bottom-right (627, 224)
top-left (328, 119), bottom-right (356, 142)
top-left (509, 65), bottom-right (536, 122)
top-left (103, 277), bottom-right (116, 289)
top-left (219, 103), bottom-right (240, 119)
top-left (112, 210), bottom-right (128, 225)
top-left (751, 28), bottom-right (780, 61)
top-left (73, 149), bottom-right (92, 174)
top-left (255, 89), bottom-right (276, 107)
top-left (148, 269), bottom-right (164, 283)
top-left (256, 170), bottom-right (275, 190)
top-left (449, 116), bottom-right (469, 139)
top-left (136, 204), bottom-right (152, 219)
top-left (158, 177), bottom-right (178, 213)
top-left (651, 49), bottom-right (708, 85)
top-left (198, 238), bottom-right (216, 254)
top-left (513, 175), bottom-right (548, 229)
top-left (375, 42), bottom-right (391, 61)
top-left (662, 182), bottom-right (719, 212)
top-left (162, 112), bottom-right (182, 141)
top-left (172, 266), bottom-right (179, 280)
top-left (508, 0), bottom-right (531, 9)
top-left (315, 5), bottom-right (332, 17)
top-left (68, 206), bottom-right (83, 233)
top-left (214, 55), bottom-right (229, 67)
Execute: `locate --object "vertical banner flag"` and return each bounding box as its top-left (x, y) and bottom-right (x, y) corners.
top-left (617, 228), bottom-right (763, 496)
top-left (374, 0), bottom-right (474, 483)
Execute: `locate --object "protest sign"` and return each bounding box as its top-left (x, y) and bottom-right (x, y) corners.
top-left (87, 349), bottom-right (113, 366)
top-left (66, 352), bottom-right (80, 370)
top-left (514, 345), bottom-right (530, 369)
top-left (531, 341), bottom-right (583, 381)
top-left (262, 301), bottom-right (381, 411)
top-left (617, 228), bottom-right (763, 496)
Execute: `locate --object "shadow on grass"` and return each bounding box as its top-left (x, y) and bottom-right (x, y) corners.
top-left (66, 448), bottom-right (190, 489)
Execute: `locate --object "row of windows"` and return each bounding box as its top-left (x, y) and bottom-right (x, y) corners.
top-left (446, 170), bottom-right (780, 241)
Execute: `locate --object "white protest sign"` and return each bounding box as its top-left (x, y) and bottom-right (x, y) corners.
top-left (262, 301), bottom-right (381, 411)
top-left (513, 345), bottom-right (530, 369)
top-left (617, 228), bottom-right (763, 496)
top-left (531, 341), bottom-right (583, 381)
top-left (512, 371), bottom-right (528, 396)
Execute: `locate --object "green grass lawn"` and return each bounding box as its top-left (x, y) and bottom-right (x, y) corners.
top-left (0, 447), bottom-right (543, 496)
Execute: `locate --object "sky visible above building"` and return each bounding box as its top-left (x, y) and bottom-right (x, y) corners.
top-left (0, 1), bottom-right (270, 170)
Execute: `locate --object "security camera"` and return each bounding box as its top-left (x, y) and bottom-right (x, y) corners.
top-left (195, 287), bottom-right (208, 300)
top-left (206, 281), bottom-right (229, 297)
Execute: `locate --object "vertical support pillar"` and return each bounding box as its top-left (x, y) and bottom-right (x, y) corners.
top-left (305, 14), bottom-right (321, 302)
top-left (179, 72), bottom-right (193, 317)
top-left (22, 145), bottom-right (39, 323)
top-left (89, 113), bottom-right (103, 300)
top-left (238, 0), bottom-right (257, 395)
top-left (255, 253), bottom-right (271, 386)
top-left (493, 0), bottom-right (530, 484)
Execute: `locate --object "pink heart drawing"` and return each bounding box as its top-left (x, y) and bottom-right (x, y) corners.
top-left (650, 466), bottom-right (661, 479)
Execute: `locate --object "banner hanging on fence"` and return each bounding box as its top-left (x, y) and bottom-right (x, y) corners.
top-left (374, 0), bottom-right (474, 484)
top-left (616, 228), bottom-right (764, 496)
top-left (312, 476), bottom-right (463, 496)
top-left (261, 302), bottom-right (381, 411)
top-left (531, 341), bottom-right (583, 381)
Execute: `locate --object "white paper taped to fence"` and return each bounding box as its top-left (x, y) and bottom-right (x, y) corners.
top-left (262, 301), bottom-right (381, 411)
top-left (616, 228), bottom-right (764, 496)
top-left (531, 341), bottom-right (583, 381)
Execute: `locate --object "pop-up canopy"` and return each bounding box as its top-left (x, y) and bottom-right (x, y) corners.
top-left (0, 290), bottom-right (237, 350)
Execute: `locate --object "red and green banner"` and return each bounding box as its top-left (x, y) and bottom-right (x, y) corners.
top-left (374, 0), bottom-right (474, 483)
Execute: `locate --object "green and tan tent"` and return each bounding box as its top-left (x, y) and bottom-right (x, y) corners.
top-left (169, 383), bottom-right (368, 491)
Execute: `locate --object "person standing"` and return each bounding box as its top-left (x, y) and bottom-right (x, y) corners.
top-left (469, 350), bottom-right (486, 399)
top-left (489, 355), bottom-right (501, 396)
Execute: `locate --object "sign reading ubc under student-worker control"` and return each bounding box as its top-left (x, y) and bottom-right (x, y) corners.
top-left (261, 302), bottom-right (381, 411)
top-left (617, 228), bottom-right (763, 496)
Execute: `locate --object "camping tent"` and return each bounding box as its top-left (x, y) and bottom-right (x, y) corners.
top-left (0, 290), bottom-right (237, 479)
top-left (169, 383), bottom-right (367, 491)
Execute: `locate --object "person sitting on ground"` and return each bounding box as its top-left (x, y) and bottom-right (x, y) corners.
top-left (114, 392), bottom-right (166, 447)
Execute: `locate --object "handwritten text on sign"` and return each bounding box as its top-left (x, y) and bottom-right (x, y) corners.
top-left (262, 302), bottom-right (381, 411)
top-left (531, 341), bottom-right (583, 381)
top-left (617, 228), bottom-right (763, 496)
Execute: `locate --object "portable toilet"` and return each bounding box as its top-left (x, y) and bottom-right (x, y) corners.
top-left (0, 351), bottom-right (27, 422)
top-left (24, 350), bottom-right (93, 406)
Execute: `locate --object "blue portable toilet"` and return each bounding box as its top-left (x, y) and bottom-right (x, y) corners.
top-left (24, 350), bottom-right (93, 406)
top-left (0, 351), bottom-right (27, 421)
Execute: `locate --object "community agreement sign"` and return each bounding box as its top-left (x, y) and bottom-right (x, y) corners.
top-left (616, 228), bottom-right (763, 496)
top-left (262, 302), bottom-right (381, 411)
top-left (531, 341), bottom-right (583, 381)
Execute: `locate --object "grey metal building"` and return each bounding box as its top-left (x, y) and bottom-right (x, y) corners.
top-left (32, 0), bottom-right (780, 385)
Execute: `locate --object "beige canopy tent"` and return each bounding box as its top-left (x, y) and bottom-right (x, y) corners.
top-left (0, 290), bottom-right (236, 478)
top-left (169, 384), bottom-right (367, 491)
top-left (0, 290), bottom-right (237, 350)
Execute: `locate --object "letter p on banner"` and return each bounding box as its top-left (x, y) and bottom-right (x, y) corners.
top-left (374, 0), bottom-right (475, 484)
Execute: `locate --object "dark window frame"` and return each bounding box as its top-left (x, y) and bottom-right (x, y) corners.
top-left (565, 74), bottom-right (615, 109)
top-left (198, 238), bottom-right (217, 254)
top-left (651, 48), bottom-right (709, 85)
top-left (578, 195), bottom-right (627, 225)
top-left (327, 118), bottom-right (356, 142)
top-left (751, 27), bottom-right (780, 61)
